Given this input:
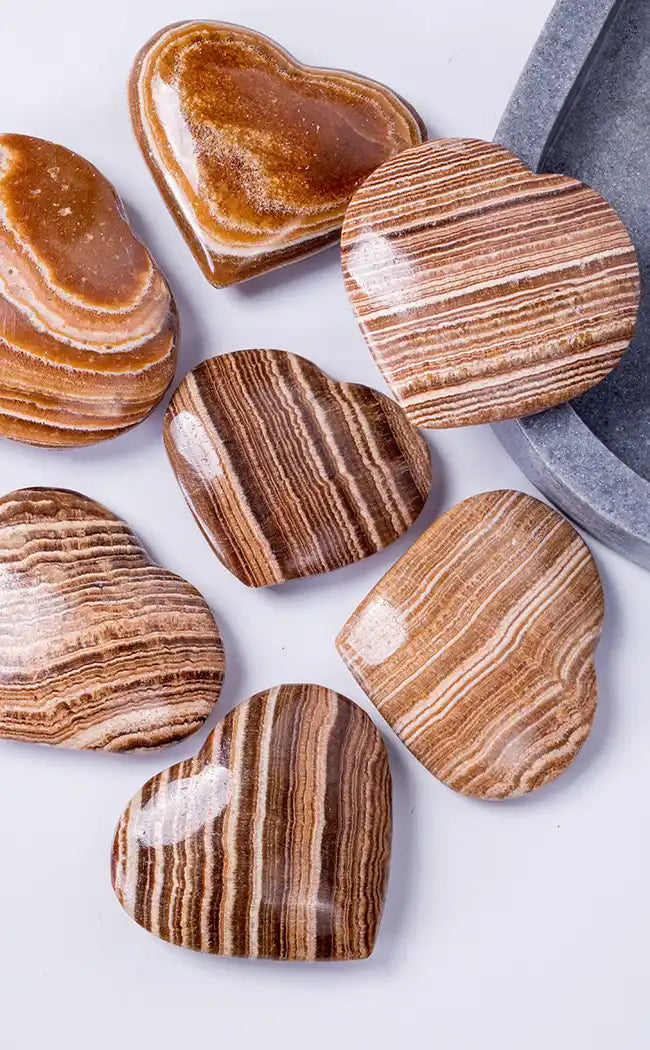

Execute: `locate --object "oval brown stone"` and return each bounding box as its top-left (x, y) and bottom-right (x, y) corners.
top-left (0, 134), bottom-right (178, 446)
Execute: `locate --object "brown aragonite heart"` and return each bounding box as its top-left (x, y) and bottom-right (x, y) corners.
top-left (163, 349), bottom-right (431, 586)
top-left (0, 488), bottom-right (224, 751)
top-left (341, 137), bottom-right (641, 428)
top-left (111, 683), bottom-right (391, 961)
top-left (336, 490), bottom-right (604, 799)
top-left (0, 134), bottom-right (178, 446)
top-left (129, 21), bottom-right (424, 286)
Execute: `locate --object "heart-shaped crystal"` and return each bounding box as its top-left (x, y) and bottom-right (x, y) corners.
top-left (342, 138), bottom-right (640, 427)
top-left (112, 683), bottom-right (391, 960)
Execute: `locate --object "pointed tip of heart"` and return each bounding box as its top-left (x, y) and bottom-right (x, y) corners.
top-left (112, 683), bottom-right (392, 961)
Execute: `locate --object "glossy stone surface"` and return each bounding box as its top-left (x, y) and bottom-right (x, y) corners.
top-left (0, 488), bottom-right (224, 751)
top-left (337, 490), bottom-right (603, 799)
top-left (164, 349), bottom-right (431, 587)
top-left (130, 21), bottom-right (424, 286)
top-left (0, 135), bottom-right (178, 446)
top-left (342, 137), bottom-right (640, 429)
top-left (112, 683), bottom-right (391, 960)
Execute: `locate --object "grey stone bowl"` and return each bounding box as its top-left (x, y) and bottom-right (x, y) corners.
top-left (494, 0), bottom-right (650, 569)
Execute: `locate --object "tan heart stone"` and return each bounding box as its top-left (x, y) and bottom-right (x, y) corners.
top-left (337, 490), bottom-right (603, 799)
top-left (342, 138), bottom-right (640, 427)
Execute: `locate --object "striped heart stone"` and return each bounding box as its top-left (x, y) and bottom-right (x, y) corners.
top-left (111, 683), bottom-right (392, 961)
top-left (337, 490), bottom-right (604, 799)
top-left (341, 137), bottom-right (640, 427)
top-left (0, 488), bottom-right (224, 751)
top-left (163, 349), bottom-right (431, 586)
top-left (0, 134), bottom-right (178, 446)
top-left (129, 21), bottom-right (424, 286)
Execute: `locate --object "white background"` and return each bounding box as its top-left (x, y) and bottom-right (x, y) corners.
top-left (0, 1), bottom-right (648, 1047)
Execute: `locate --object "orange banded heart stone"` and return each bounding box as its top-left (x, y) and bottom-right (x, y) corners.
top-left (130, 21), bottom-right (424, 286)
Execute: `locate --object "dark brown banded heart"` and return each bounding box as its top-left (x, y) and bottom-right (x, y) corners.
top-left (341, 137), bottom-right (640, 428)
top-left (163, 349), bottom-right (431, 586)
top-left (0, 488), bottom-right (224, 751)
top-left (130, 20), bottom-right (424, 286)
top-left (111, 683), bottom-right (392, 961)
top-left (0, 134), bottom-right (178, 446)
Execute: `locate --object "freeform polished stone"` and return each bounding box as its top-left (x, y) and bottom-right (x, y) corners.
top-left (163, 349), bottom-right (431, 587)
top-left (0, 488), bottom-right (224, 751)
top-left (337, 490), bottom-right (603, 799)
top-left (112, 683), bottom-right (391, 961)
top-left (0, 135), bottom-right (178, 446)
top-left (130, 21), bottom-right (424, 286)
top-left (341, 137), bottom-right (640, 428)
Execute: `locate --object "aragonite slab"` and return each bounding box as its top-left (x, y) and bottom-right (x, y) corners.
top-left (0, 488), bottom-right (224, 751)
top-left (130, 21), bottom-right (424, 286)
top-left (337, 490), bottom-right (604, 799)
top-left (341, 137), bottom-right (640, 428)
top-left (112, 683), bottom-right (391, 960)
top-left (163, 349), bottom-right (431, 587)
top-left (0, 134), bottom-right (178, 446)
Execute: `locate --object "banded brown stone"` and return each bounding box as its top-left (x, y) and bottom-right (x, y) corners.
top-left (0, 134), bottom-right (178, 446)
top-left (164, 349), bottom-right (432, 586)
top-left (112, 683), bottom-right (392, 960)
top-left (337, 490), bottom-right (603, 799)
top-left (0, 488), bottom-right (224, 751)
top-left (342, 137), bottom-right (640, 428)
top-left (130, 20), bottom-right (424, 286)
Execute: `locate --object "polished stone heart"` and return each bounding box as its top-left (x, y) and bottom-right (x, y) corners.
top-left (0, 134), bottom-right (177, 446)
top-left (112, 683), bottom-right (391, 960)
top-left (163, 349), bottom-right (431, 586)
top-left (130, 21), bottom-right (424, 286)
top-left (337, 490), bottom-right (603, 799)
top-left (342, 137), bottom-right (640, 428)
top-left (0, 488), bottom-right (223, 751)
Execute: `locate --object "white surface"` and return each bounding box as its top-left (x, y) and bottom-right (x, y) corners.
top-left (0, 1), bottom-right (648, 1048)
